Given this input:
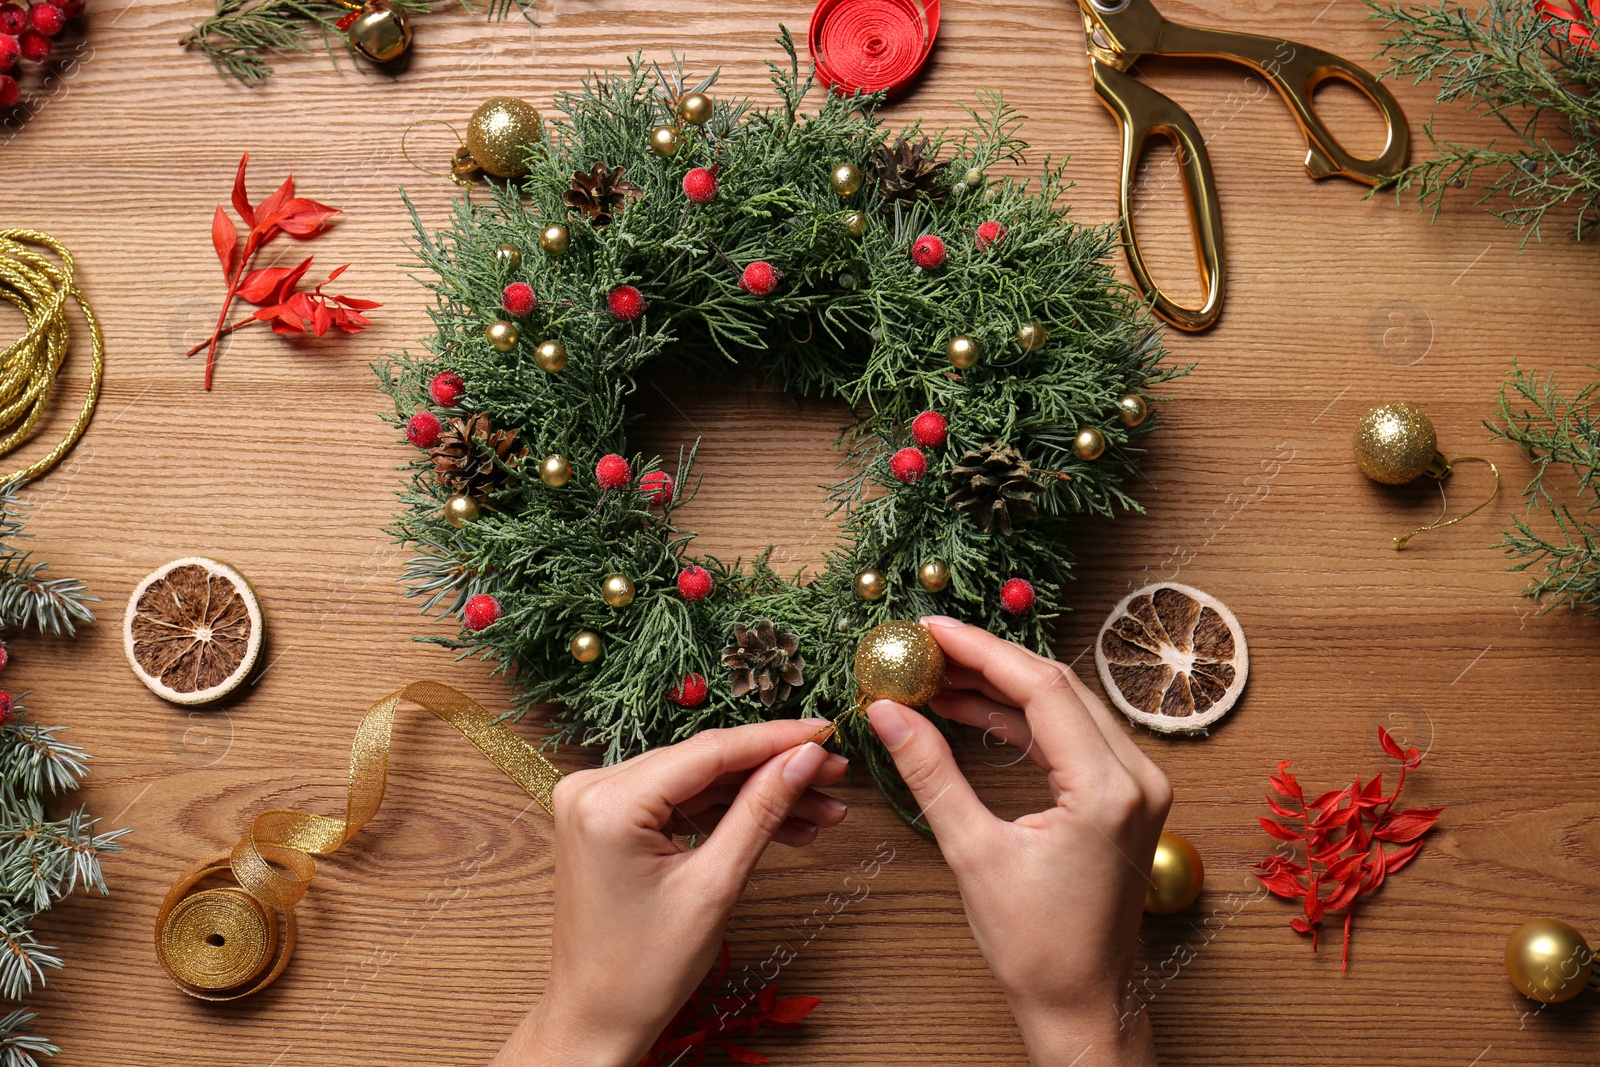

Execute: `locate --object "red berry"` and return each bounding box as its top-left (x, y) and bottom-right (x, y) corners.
top-left (911, 234), bottom-right (946, 270)
top-left (52, 0), bottom-right (85, 18)
top-left (889, 446), bottom-right (927, 484)
top-left (668, 673), bottom-right (708, 707)
top-left (738, 261), bottom-right (781, 297)
top-left (0, 640), bottom-right (10, 672)
top-left (0, 690), bottom-right (12, 726)
top-left (0, 33), bottom-right (18, 71)
top-left (406, 411), bottom-right (442, 448)
top-left (910, 411), bottom-right (948, 448)
top-left (1000, 578), bottom-right (1035, 616)
top-left (429, 371), bottom-right (465, 407)
top-left (676, 565), bottom-right (714, 602)
top-left (0, 73), bottom-right (15, 108)
top-left (639, 470), bottom-right (674, 505)
top-left (595, 453), bottom-right (631, 490)
top-left (463, 594), bottom-right (501, 631)
top-left (976, 221), bottom-right (1008, 250)
top-left (607, 284), bottom-right (646, 321)
top-left (17, 28), bottom-right (47, 63)
top-left (682, 166), bottom-right (719, 204)
top-left (0, 6), bottom-right (22, 35)
top-left (501, 281), bottom-right (536, 317)
top-left (28, 3), bottom-right (62, 36)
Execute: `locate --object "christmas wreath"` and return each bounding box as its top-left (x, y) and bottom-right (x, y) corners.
top-left (380, 34), bottom-right (1175, 815)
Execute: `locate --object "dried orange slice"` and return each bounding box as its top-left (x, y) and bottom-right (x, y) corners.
top-left (1094, 582), bottom-right (1247, 734)
top-left (123, 557), bottom-right (264, 706)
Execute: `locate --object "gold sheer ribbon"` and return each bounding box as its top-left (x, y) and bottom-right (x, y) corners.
top-left (155, 681), bottom-right (562, 1001)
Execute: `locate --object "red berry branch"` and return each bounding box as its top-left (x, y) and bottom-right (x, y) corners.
top-left (0, 1), bottom-right (83, 109)
top-left (192, 153), bottom-right (378, 389)
top-left (637, 941), bottom-right (821, 1066)
top-left (1252, 726), bottom-right (1443, 970)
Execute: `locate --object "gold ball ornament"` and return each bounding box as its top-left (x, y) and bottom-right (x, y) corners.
top-left (494, 242), bottom-right (522, 271)
top-left (345, 0), bottom-right (412, 63)
top-left (1506, 919), bottom-right (1596, 1003)
top-left (830, 162), bottom-right (864, 197)
top-left (539, 223), bottom-right (570, 256)
top-left (1353, 401), bottom-right (1447, 484)
top-left (843, 210), bottom-right (870, 237)
top-left (466, 97), bottom-right (542, 180)
top-left (484, 320), bottom-right (519, 352)
top-left (538, 454), bottom-right (571, 488)
top-left (676, 91), bottom-right (714, 126)
top-left (917, 559), bottom-right (950, 592)
top-left (534, 340), bottom-right (568, 373)
top-left (1016, 321), bottom-right (1049, 353)
top-left (1144, 831), bottom-right (1205, 914)
top-left (442, 494), bottom-right (481, 528)
top-left (946, 335), bottom-right (980, 370)
top-left (854, 620), bottom-right (946, 708)
top-left (648, 124), bottom-right (681, 157)
top-left (854, 568), bottom-right (888, 601)
top-left (569, 631), bottom-right (603, 663)
top-left (1072, 427), bottom-right (1107, 461)
top-left (600, 574), bottom-right (636, 608)
top-left (1117, 394), bottom-right (1149, 428)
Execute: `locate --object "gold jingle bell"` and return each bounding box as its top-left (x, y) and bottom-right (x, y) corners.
top-left (539, 454), bottom-right (571, 488)
top-left (854, 568), bottom-right (888, 601)
top-left (676, 91), bottom-right (714, 126)
top-left (1072, 427), bottom-right (1107, 461)
top-left (1016, 321), bottom-right (1048, 353)
top-left (345, 0), bottom-right (412, 64)
top-left (535, 340), bottom-right (568, 373)
top-left (600, 574), bottom-right (635, 608)
top-left (917, 559), bottom-right (950, 592)
top-left (570, 630), bottom-right (603, 663)
top-left (1144, 830), bottom-right (1204, 914)
top-left (443, 494), bottom-right (481, 527)
top-left (539, 223), bottom-right (570, 256)
top-left (946, 335), bottom-right (980, 370)
top-left (1117, 394), bottom-right (1149, 428)
top-left (648, 125), bottom-right (681, 157)
top-left (495, 243), bottom-right (522, 271)
top-left (485, 320), bottom-right (519, 352)
top-left (854, 619), bottom-right (946, 708)
top-left (1353, 402), bottom-right (1447, 485)
top-left (466, 97), bottom-right (542, 180)
top-left (1505, 919), bottom-right (1598, 1004)
top-left (830, 162), bottom-right (863, 197)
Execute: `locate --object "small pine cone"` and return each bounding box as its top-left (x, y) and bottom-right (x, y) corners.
top-left (944, 441), bottom-right (1045, 536)
top-left (428, 413), bottom-right (526, 498)
top-left (720, 618), bottom-right (806, 707)
top-left (872, 136), bottom-right (950, 210)
top-left (562, 161), bottom-right (641, 228)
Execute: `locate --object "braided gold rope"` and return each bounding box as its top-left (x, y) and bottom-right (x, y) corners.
top-left (0, 229), bottom-right (103, 483)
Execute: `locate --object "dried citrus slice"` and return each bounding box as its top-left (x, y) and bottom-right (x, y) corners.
top-left (1094, 582), bottom-right (1247, 734)
top-left (123, 557), bottom-right (264, 706)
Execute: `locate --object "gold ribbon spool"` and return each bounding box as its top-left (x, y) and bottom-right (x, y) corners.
top-left (155, 680), bottom-right (562, 1001)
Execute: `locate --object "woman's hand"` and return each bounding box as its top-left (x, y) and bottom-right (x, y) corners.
top-left (866, 617), bottom-right (1171, 1067)
top-left (492, 720), bottom-right (850, 1067)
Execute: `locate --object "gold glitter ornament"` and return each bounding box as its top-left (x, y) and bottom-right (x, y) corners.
top-left (442, 494), bottom-right (480, 527)
top-left (484, 320), bottom-right (519, 352)
top-left (466, 97), bottom-right (542, 179)
top-left (946, 335), bottom-right (980, 369)
top-left (830, 162), bottom-right (863, 197)
top-left (676, 91), bottom-right (714, 125)
top-left (648, 124), bottom-right (681, 157)
top-left (600, 574), bottom-right (635, 608)
top-left (1117, 394), bottom-right (1149, 427)
top-left (539, 454), bottom-right (571, 487)
top-left (494, 243), bottom-right (522, 270)
top-left (345, 0), bottom-right (412, 63)
top-left (1505, 919), bottom-right (1598, 1003)
top-left (1072, 427), bottom-right (1107, 461)
top-left (539, 223), bottom-right (570, 256)
top-left (1016, 321), bottom-right (1048, 352)
top-left (1144, 831), bottom-right (1205, 914)
top-left (917, 559), bottom-right (950, 592)
top-left (534, 340), bottom-right (568, 373)
top-left (570, 630), bottom-right (602, 663)
top-left (853, 620), bottom-right (946, 708)
top-left (854, 568), bottom-right (888, 601)
top-left (1353, 402), bottom-right (1501, 549)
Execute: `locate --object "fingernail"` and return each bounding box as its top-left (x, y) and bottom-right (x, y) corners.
top-left (866, 702), bottom-right (912, 747)
top-left (919, 615), bottom-right (960, 628)
top-left (783, 741), bottom-right (828, 790)
top-left (799, 716), bottom-right (833, 725)
top-left (825, 752), bottom-right (850, 771)
top-left (817, 794), bottom-right (848, 814)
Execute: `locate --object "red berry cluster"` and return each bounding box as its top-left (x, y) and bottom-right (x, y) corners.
top-left (0, 1), bottom-right (81, 109)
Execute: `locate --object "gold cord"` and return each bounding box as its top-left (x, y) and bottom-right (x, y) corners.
top-left (400, 119), bottom-right (474, 183)
top-left (0, 230), bottom-right (103, 483)
top-left (155, 681), bottom-right (562, 1001)
top-left (1394, 455), bottom-right (1501, 550)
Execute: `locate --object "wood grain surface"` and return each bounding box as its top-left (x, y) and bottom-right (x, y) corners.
top-left (4, 1), bottom-right (1598, 1064)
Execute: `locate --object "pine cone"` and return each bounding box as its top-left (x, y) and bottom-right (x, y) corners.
top-left (944, 442), bottom-right (1045, 536)
top-left (721, 618), bottom-right (806, 707)
top-left (562, 161), bottom-right (641, 228)
top-left (429, 413), bottom-right (525, 498)
top-left (872, 137), bottom-right (950, 209)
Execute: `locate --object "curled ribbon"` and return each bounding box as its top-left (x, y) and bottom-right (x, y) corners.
top-left (154, 681), bottom-right (562, 1001)
top-left (809, 0), bottom-right (940, 99)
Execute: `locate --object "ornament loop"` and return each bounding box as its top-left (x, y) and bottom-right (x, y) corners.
top-left (1393, 455), bottom-right (1500, 550)
top-left (400, 119), bottom-right (468, 181)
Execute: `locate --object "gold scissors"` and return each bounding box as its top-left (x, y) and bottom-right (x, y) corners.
top-left (1077, 0), bottom-right (1410, 331)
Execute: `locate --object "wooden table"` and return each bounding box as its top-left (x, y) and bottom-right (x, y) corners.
top-left (5, 1), bottom-right (1598, 1063)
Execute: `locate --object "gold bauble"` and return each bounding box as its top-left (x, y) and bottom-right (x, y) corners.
top-left (843, 210), bottom-right (870, 237)
top-left (1117, 394), bottom-right (1149, 428)
top-left (539, 223), bottom-right (570, 256)
top-left (1506, 919), bottom-right (1595, 1003)
top-left (346, 0), bottom-right (412, 63)
top-left (830, 162), bottom-right (864, 197)
top-left (1072, 427), bottom-right (1107, 461)
top-left (1016, 321), bottom-right (1049, 353)
top-left (648, 124), bottom-right (681, 157)
top-left (854, 619), bottom-right (946, 708)
top-left (484, 320), bottom-right (519, 352)
top-left (676, 91), bottom-right (713, 126)
top-left (854, 568), bottom-right (888, 601)
top-left (443, 494), bottom-right (481, 528)
top-left (1353, 401), bottom-right (1446, 485)
top-left (495, 242), bottom-right (522, 271)
top-left (600, 573), bottom-right (636, 608)
top-left (569, 631), bottom-right (602, 663)
top-left (946, 335), bottom-right (980, 370)
top-left (466, 97), bottom-right (542, 179)
top-left (539, 454), bottom-right (571, 488)
top-left (534, 340), bottom-right (568, 373)
top-left (917, 559), bottom-right (950, 592)
top-left (1144, 831), bottom-right (1205, 914)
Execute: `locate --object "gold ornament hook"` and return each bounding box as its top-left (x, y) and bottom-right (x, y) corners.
top-left (400, 119), bottom-right (470, 182)
top-left (1393, 455), bottom-right (1500, 550)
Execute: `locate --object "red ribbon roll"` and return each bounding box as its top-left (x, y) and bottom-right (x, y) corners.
top-left (808, 0), bottom-right (940, 100)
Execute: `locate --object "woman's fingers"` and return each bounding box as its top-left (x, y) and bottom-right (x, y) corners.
top-left (700, 741), bottom-right (837, 873)
top-left (865, 700), bottom-right (996, 857)
top-left (672, 783), bottom-right (849, 829)
top-left (668, 807), bottom-right (831, 846)
top-left (927, 689), bottom-right (1049, 769)
top-left (637, 718), bottom-right (836, 809)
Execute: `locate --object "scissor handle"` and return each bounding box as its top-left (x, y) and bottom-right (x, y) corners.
top-left (1089, 58), bottom-right (1225, 333)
